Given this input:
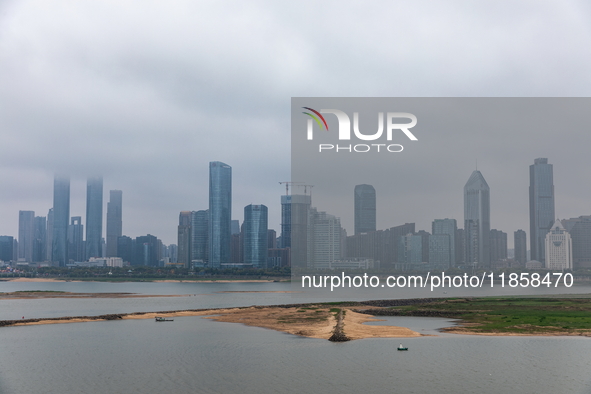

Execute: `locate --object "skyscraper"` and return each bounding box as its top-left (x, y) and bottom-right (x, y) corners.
top-left (307, 208), bottom-right (342, 269)
top-left (208, 161), bottom-right (232, 268)
top-left (354, 184), bottom-right (376, 235)
top-left (52, 175), bottom-right (70, 266)
top-left (106, 190), bottom-right (122, 257)
top-left (178, 211), bottom-right (192, 268)
top-left (281, 194), bottom-right (311, 268)
top-left (0, 236), bottom-right (14, 262)
top-left (86, 177), bottom-right (103, 259)
top-left (68, 217), bottom-right (84, 262)
top-left (562, 216), bottom-right (591, 269)
top-left (191, 210), bottom-right (209, 263)
top-left (18, 210), bottom-right (35, 262)
top-left (432, 218), bottom-right (457, 267)
top-left (514, 229), bottom-right (527, 265)
top-left (529, 158), bottom-right (555, 264)
top-left (243, 204), bottom-right (268, 268)
top-left (45, 208), bottom-right (53, 261)
top-left (464, 170), bottom-right (490, 267)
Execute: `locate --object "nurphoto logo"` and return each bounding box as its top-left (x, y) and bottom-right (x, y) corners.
top-left (302, 107), bottom-right (418, 153)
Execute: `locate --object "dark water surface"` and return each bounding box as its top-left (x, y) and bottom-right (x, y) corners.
top-left (1, 281), bottom-right (591, 393)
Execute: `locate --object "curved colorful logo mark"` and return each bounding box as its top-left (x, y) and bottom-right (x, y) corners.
top-left (302, 107), bottom-right (329, 131)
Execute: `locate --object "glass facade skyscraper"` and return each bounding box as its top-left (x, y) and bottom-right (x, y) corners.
top-left (464, 170), bottom-right (490, 267)
top-left (86, 176), bottom-right (103, 259)
top-left (354, 184), bottom-right (376, 235)
top-left (208, 161), bottom-right (232, 268)
top-left (106, 190), bottom-right (122, 257)
top-left (178, 211), bottom-right (192, 268)
top-left (281, 194), bottom-right (311, 268)
top-left (529, 158), bottom-right (555, 264)
top-left (243, 204), bottom-right (268, 268)
top-left (191, 210), bottom-right (209, 263)
top-left (18, 210), bottom-right (35, 262)
top-left (52, 175), bottom-right (70, 266)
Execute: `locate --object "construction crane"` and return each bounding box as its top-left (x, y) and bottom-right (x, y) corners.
top-left (295, 184), bottom-right (314, 196)
top-left (278, 181), bottom-right (303, 195)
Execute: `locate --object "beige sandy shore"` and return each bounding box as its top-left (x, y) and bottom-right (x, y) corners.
top-left (7, 306), bottom-right (422, 340)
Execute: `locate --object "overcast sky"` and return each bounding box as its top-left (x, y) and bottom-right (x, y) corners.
top-left (2, 1), bottom-right (591, 246)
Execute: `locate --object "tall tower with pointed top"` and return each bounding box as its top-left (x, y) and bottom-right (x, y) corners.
top-left (464, 170), bottom-right (490, 267)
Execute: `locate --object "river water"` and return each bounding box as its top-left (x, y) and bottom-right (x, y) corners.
top-left (1, 280), bottom-right (590, 393)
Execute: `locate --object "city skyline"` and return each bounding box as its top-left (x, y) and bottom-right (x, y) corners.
top-left (2, 153), bottom-right (590, 252)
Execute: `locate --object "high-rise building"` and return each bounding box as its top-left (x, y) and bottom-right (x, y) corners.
top-left (208, 161), bottom-right (232, 268)
top-left (428, 234), bottom-right (451, 269)
top-left (86, 177), bottom-right (103, 259)
top-left (33, 216), bottom-right (46, 262)
top-left (354, 184), bottom-right (376, 235)
top-left (464, 170), bottom-right (490, 267)
top-left (514, 230), bottom-right (527, 265)
top-left (18, 210), bottom-right (35, 262)
top-left (281, 194), bottom-right (311, 268)
top-left (116, 235), bottom-right (133, 264)
top-left (243, 204), bottom-right (268, 268)
top-left (133, 234), bottom-right (160, 266)
top-left (529, 158), bottom-right (555, 264)
top-left (231, 220), bottom-right (240, 235)
top-left (545, 220), bottom-right (572, 270)
top-left (178, 211), bottom-right (192, 268)
top-left (52, 175), bottom-right (70, 266)
top-left (0, 236), bottom-right (14, 262)
top-left (45, 208), bottom-right (54, 261)
top-left (489, 229), bottom-right (508, 263)
top-left (68, 217), bottom-right (84, 262)
top-left (191, 210), bottom-right (209, 263)
top-left (399, 233), bottom-right (424, 267)
top-left (307, 208), bottom-right (342, 269)
top-left (106, 190), bottom-right (122, 257)
top-left (267, 229), bottom-right (277, 249)
top-left (432, 219), bottom-right (457, 266)
top-left (561, 216), bottom-right (591, 269)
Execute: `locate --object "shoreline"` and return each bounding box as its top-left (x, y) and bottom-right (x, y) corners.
top-left (0, 278), bottom-right (287, 283)
top-left (3, 296), bottom-right (591, 339)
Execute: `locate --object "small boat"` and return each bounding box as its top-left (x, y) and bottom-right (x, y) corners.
top-left (155, 317), bottom-right (174, 322)
top-left (397, 343), bottom-right (408, 351)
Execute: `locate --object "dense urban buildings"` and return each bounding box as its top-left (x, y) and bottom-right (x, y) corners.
top-left (106, 190), bottom-right (123, 257)
top-left (354, 184), bottom-right (376, 235)
top-left (52, 175), bottom-right (70, 266)
top-left (208, 161), bottom-right (232, 268)
top-left (529, 158), bottom-right (555, 265)
top-left (545, 219), bottom-right (573, 270)
top-left (464, 170), bottom-right (491, 268)
top-left (3, 156), bottom-right (589, 273)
